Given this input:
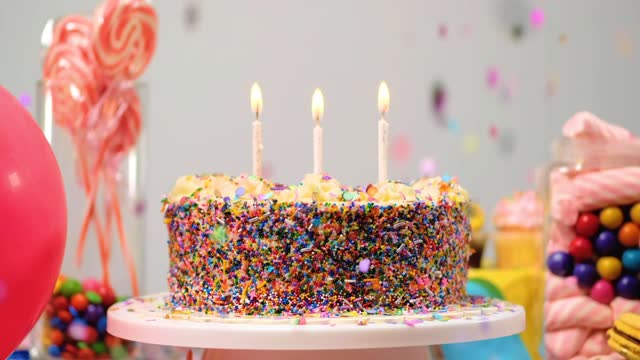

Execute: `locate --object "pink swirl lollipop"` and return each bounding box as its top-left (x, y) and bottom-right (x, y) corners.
top-left (53, 15), bottom-right (93, 50)
top-left (92, 0), bottom-right (158, 80)
top-left (43, 43), bottom-right (100, 131)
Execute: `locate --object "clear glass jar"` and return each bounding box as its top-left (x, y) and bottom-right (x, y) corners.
top-left (543, 137), bottom-right (640, 359)
top-left (493, 190), bottom-right (545, 270)
top-left (32, 81), bottom-right (148, 359)
top-left (495, 226), bottom-right (544, 269)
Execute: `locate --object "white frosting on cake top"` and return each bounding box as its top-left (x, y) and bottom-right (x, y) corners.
top-left (166, 173), bottom-right (468, 205)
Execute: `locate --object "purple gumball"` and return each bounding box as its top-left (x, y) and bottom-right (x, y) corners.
top-left (547, 251), bottom-right (574, 277)
top-left (595, 230), bottom-right (619, 256)
top-left (85, 304), bottom-right (104, 324)
top-left (616, 274), bottom-right (640, 299)
top-left (574, 263), bottom-right (598, 288)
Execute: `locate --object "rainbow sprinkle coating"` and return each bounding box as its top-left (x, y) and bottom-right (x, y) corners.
top-left (164, 175), bottom-right (471, 316)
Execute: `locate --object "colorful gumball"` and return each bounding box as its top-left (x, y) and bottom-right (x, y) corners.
top-left (596, 256), bottom-right (623, 281)
top-left (97, 284), bottom-right (116, 307)
top-left (631, 203), bottom-right (640, 225)
top-left (97, 316), bottom-right (107, 334)
top-left (53, 295), bottom-right (69, 310)
top-left (575, 213), bottom-right (600, 237)
top-left (50, 329), bottom-right (65, 346)
top-left (595, 230), bottom-right (619, 255)
top-left (71, 293), bottom-right (89, 312)
top-left (622, 249), bottom-right (640, 273)
top-left (81, 278), bottom-right (101, 292)
top-left (591, 279), bottom-right (615, 304)
top-left (573, 263), bottom-right (599, 288)
top-left (616, 274), bottom-right (640, 299)
top-left (77, 347), bottom-right (96, 359)
top-left (618, 222), bottom-right (640, 247)
top-left (85, 303), bottom-right (104, 323)
top-left (57, 309), bottom-right (73, 324)
top-left (86, 291), bottom-right (102, 304)
top-left (45, 303), bottom-right (56, 317)
top-left (547, 251), bottom-right (574, 277)
top-left (60, 278), bottom-right (84, 297)
top-left (569, 236), bottom-right (594, 261)
top-left (104, 334), bottom-right (122, 347)
top-left (600, 206), bottom-right (624, 230)
top-left (84, 327), bottom-right (98, 343)
top-left (92, 341), bottom-right (107, 354)
top-left (67, 320), bottom-right (89, 341)
top-left (48, 345), bottom-right (62, 357)
top-left (50, 317), bottom-right (66, 331)
top-left (64, 343), bottom-right (78, 356)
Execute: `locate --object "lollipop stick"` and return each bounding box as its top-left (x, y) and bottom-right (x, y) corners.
top-left (107, 174), bottom-right (140, 296)
top-left (105, 197), bottom-right (113, 261)
top-left (75, 142), bottom-right (109, 267)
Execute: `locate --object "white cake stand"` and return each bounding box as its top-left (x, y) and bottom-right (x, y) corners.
top-left (108, 293), bottom-right (525, 360)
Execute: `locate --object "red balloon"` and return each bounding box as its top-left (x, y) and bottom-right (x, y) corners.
top-left (0, 86), bottom-right (66, 358)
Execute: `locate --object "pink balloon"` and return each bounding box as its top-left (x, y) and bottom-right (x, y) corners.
top-left (0, 86), bottom-right (67, 358)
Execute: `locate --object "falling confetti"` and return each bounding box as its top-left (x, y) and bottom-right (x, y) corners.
top-left (489, 125), bottom-right (499, 139)
top-left (184, 1), bottom-right (201, 30)
top-left (391, 134), bottom-right (412, 164)
top-left (558, 34), bottom-right (568, 44)
top-left (463, 135), bottom-right (479, 154)
top-left (438, 23), bottom-right (448, 38)
top-left (18, 93), bottom-right (32, 108)
top-left (134, 200), bottom-right (146, 216)
top-left (529, 8), bottom-right (545, 29)
top-left (511, 24), bottom-right (525, 40)
top-left (431, 82), bottom-right (447, 121)
top-left (616, 30), bottom-right (634, 58)
top-left (498, 128), bottom-right (517, 155)
top-left (419, 157), bottom-right (438, 177)
top-left (486, 67), bottom-right (500, 90)
top-left (498, 0), bottom-right (528, 40)
top-left (447, 118), bottom-right (460, 134)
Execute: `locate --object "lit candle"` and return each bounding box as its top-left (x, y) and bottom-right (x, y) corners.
top-left (378, 81), bottom-right (390, 183)
top-left (250, 82), bottom-right (264, 177)
top-left (312, 88), bottom-right (324, 174)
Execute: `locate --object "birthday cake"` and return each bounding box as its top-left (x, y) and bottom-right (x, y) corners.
top-left (163, 173), bottom-right (471, 316)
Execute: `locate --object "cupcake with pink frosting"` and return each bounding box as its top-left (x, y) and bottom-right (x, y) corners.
top-left (493, 190), bottom-right (545, 269)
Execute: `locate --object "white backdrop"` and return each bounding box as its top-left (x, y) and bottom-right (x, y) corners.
top-left (1, 0), bottom-right (639, 293)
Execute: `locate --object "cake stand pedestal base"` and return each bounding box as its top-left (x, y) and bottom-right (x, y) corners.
top-left (108, 294), bottom-right (525, 360)
top-left (202, 347), bottom-right (431, 360)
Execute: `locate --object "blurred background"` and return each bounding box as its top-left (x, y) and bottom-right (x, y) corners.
top-left (1, 0), bottom-right (639, 293)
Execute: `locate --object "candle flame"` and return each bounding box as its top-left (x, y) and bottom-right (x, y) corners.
top-left (312, 88), bottom-right (324, 124)
top-left (250, 82), bottom-right (263, 119)
top-left (378, 81), bottom-right (390, 116)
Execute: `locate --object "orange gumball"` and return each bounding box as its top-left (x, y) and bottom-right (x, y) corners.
top-left (618, 222), bottom-right (640, 247)
top-left (49, 329), bottom-right (64, 346)
top-left (70, 293), bottom-right (89, 311)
